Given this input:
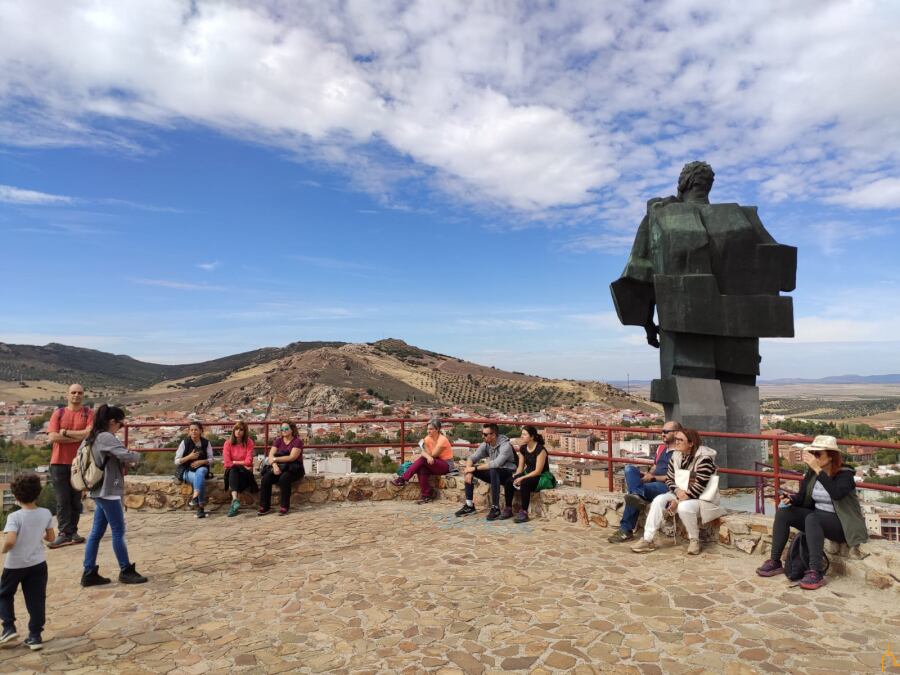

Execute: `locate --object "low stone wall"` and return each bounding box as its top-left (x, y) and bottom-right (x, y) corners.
top-left (115, 474), bottom-right (899, 591)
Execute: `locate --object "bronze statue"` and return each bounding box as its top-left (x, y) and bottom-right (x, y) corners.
top-left (610, 161), bottom-right (796, 485)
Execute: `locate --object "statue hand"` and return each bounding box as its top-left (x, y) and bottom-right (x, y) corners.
top-left (645, 323), bottom-right (660, 348)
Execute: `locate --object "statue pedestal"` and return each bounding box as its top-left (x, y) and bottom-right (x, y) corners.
top-left (655, 376), bottom-right (760, 488)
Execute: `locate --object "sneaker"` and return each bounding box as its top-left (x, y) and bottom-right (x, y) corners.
top-left (70, 533), bottom-right (86, 545)
top-left (499, 507), bottom-right (514, 520)
top-left (227, 499), bottom-right (241, 517)
top-left (755, 559), bottom-right (784, 577)
top-left (455, 504), bottom-right (476, 517)
top-left (81, 565), bottom-right (111, 587)
top-left (278, 507), bottom-right (288, 516)
top-left (196, 508), bottom-right (206, 519)
top-left (607, 529), bottom-right (634, 543)
top-left (23, 635), bottom-right (42, 651)
top-left (188, 497), bottom-right (199, 508)
top-left (485, 507), bottom-right (501, 521)
top-left (390, 477), bottom-right (406, 487)
top-left (514, 510), bottom-right (529, 524)
top-left (0, 627), bottom-right (17, 647)
top-left (624, 494), bottom-right (650, 510)
top-left (119, 563), bottom-right (148, 585)
top-left (799, 569), bottom-right (826, 590)
top-left (631, 539), bottom-right (657, 554)
top-left (47, 533), bottom-right (73, 549)
top-left (416, 495), bottom-right (433, 505)
top-left (687, 539), bottom-right (701, 555)
top-left (257, 508), bottom-right (271, 516)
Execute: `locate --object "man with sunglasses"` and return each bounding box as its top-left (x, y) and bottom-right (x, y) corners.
top-left (455, 424), bottom-right (517, 520)
top-left (608, 421), bottom-right (682, 543)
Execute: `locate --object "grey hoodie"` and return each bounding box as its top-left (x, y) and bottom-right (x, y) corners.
top-left (468, 434), bottom-right (517, 471)
top-left (87, 431), bottom-right (142, 499)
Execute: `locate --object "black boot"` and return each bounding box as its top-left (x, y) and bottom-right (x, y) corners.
top-left (81, 565), bottom-right (111, 587)
top-left (118, 563), bottom-right (148, 585)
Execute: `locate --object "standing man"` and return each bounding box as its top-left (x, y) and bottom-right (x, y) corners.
top-left (46, 384), bottom-right (93, 548)
top-left (607, 421), bottom-right (682, 543)
top-left (454, 423), bottom-right (517, 521)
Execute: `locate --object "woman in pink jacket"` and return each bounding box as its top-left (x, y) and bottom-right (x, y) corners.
top-left (222, 422), bottom-right (257, 517)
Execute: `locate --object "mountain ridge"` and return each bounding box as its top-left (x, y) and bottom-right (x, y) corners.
top-left (0, 339), bottom-right (656, 414)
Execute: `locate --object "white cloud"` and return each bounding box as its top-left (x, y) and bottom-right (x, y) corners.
top-left (196, 261), bottom-right (220, 271)
top-left (827, 178), bottom-right (900, 209)
top-left (129, 277), bottom-right (227, 291)
top-left (0, 0), bottom-right (898, 236)
top-left (0, 184), bottom-right (73, 205)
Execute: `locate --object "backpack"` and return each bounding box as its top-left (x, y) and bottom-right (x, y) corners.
top-left (70, 441), bottom-right (106, 492)
top-left (784, 533), bottom-right (829, 581)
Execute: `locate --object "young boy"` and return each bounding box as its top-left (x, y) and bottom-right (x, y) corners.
top-left (0, 473), bottom-right (55, 651)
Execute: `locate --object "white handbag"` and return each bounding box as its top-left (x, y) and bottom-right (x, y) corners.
top-left (674, 468), bottom-right (719, 502)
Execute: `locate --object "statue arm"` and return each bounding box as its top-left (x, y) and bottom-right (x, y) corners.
top-left (610, 214), bottom-right (659, 347)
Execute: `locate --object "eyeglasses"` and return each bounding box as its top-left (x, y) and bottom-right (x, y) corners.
top-left (661, 428), bottom-right (675, 434)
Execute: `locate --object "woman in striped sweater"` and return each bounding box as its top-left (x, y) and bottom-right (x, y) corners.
top-left (632, 427), bottom-right (725, 555)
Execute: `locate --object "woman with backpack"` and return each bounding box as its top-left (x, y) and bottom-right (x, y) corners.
top-left (257, 421), bottom-right (305, 516)
top-left (756, 435), bottom-right (867, 590)
top-left (80, 404), bottom-right (148, 586)
top-left (174, 421), bottom-right (214, 519)
top-left (506, 426), bottom-right (553, 523)
top-left (223, 421), bottom-right (257, 517)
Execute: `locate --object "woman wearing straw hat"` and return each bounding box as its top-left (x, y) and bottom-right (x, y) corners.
top-left (756, 435), bottom-right (867, 590)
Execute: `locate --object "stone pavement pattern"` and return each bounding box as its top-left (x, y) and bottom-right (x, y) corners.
top-left (1, 502), bottom-right (897, 674)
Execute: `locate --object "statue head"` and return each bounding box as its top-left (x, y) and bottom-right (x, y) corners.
top-left (676, 161), bottom-right (715, 202)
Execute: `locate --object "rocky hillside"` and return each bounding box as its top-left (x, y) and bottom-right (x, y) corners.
top-left (1, 338), bottom-right (654, 414)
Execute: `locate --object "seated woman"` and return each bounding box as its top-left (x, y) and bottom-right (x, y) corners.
top-left (223, 421), bottom-right (257, 517)
top-left (756, 435), bottom-right (867, 590)
top-left (258, 421), bottom-right (304, 516)
top-left (632, 427), bottom-right (725, 555)
top-left (506, 426), bottom-right (550, 523)
top-left (390, 419), bottom-right (453, 504)
top-left (174, 421), bottom-right (214, 519)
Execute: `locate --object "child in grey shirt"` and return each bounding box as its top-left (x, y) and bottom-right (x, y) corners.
top-left (1, 473), bottom-right (55, 651)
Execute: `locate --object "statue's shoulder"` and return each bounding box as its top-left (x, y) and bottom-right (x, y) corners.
top-left (646, 195), bottom-right (680, 211)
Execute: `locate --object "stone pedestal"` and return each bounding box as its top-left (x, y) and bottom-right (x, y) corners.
top-left (658, 375), bottom-right (759, 488)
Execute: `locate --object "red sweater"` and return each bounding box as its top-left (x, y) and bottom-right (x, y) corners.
top-left (222, 439), bottom-right (254, 468)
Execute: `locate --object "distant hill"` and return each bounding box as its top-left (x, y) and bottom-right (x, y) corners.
top-left (0, 338), bottom-right (655, 414)
top-left (760, 375), bottom-right (900, 385)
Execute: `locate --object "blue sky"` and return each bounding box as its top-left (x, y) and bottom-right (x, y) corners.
top-left (1, 1), bottom-right (899, 381)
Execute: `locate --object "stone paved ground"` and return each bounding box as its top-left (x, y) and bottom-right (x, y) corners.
top-left (1, 502), bottom-right (897, 674)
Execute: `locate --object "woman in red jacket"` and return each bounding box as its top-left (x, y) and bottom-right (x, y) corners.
top-left (222, 422), bottom-right (257, 517)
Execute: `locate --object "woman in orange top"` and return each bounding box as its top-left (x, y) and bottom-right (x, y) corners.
top-left (391, 419), bottom-right (453, 504)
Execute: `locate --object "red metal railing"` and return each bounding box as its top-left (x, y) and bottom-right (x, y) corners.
top-left (121, 416), bottom-right (900, 512)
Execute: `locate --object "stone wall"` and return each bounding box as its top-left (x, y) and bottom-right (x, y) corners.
top-left (115, 474), bottom-right (900, 592)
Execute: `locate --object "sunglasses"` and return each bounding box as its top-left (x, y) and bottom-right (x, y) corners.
top-left (280, 426), bottom-right (291, 431)
top-left (809, 450), bottom-right (826, 457)
top-left (482, 432), bottom-right (494, 437)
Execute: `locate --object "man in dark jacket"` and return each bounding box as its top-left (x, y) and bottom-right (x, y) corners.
top-left (454, 424), bottom-right (517, 521)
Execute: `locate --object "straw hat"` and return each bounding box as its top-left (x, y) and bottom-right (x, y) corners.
top-left (806, 435), bottom-right (839, 452)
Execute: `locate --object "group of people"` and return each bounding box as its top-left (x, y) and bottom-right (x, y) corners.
top-left (0, 384), bottom-right (871, 651)
top-left (604, 421), bottom-right (868, 590)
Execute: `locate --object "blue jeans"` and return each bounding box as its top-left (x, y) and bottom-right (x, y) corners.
top-left (620, 464), bottom-right (669, 533)
top-left (182, 466), bottom-right (209, 504)
top-left (83, 498), bottom-right (131, 572)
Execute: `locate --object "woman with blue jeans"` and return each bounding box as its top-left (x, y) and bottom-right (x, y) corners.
top-left (174, 422), bottom-right (214, 518)
top-left (81, 405), bottom-right (148, 586)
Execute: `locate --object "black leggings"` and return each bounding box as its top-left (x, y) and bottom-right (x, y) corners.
top-left (259, 465), bottom-right (304, 510)
top-left (771, 506), bottom-right (846, 572)
top-left (505, 474), bottom-right (541, 511)
top-left (227, 466), bottom-right (253, 493)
